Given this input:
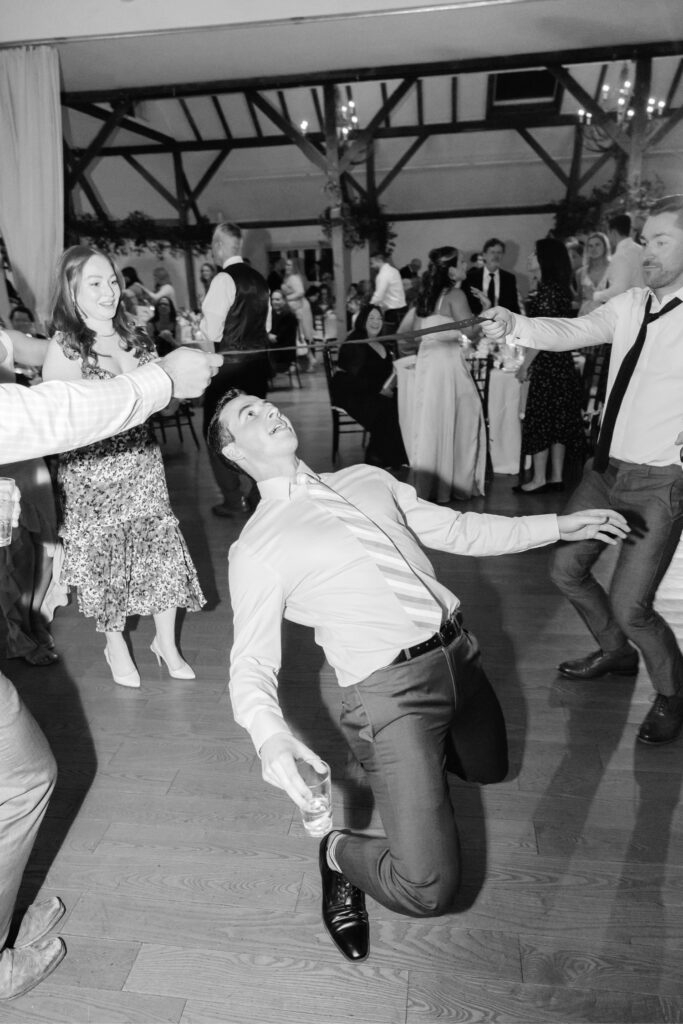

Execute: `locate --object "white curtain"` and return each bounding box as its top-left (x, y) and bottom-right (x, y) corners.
top-left (0, 46), bottom-right (63, 328)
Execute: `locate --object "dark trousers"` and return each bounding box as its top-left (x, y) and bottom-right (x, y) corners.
top-left (202, 356), bottom-right (269, 506)
top-left (336, 626), bottom-right (508, 917)
top-left (550, 458), bottom-right (683, 696)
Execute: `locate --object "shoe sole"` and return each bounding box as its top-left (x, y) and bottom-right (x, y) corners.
top-left (637, 731), bottom-right (683, 746)
top-left (558, 666), bottom-right (639, 679)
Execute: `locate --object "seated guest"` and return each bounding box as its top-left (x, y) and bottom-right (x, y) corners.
top-left (268, 289), bottom-right (299, 375)
top-left (330, 304), bottom-right (407, 469)
top-left (149, 296), bottom-right (178, 356)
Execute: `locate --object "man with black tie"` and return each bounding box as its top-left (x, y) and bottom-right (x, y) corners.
top-left (466, 237), bottom-right (520, 315)
top-left (481, 195), bottom-right (683, 746)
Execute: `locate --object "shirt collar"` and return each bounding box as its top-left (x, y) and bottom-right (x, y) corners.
top-left (222, 256), bottom-right (243, 269)
top-left (257, 459), bottom-right (319, 500)
top-left (648, 283), bottom-right (683, 312)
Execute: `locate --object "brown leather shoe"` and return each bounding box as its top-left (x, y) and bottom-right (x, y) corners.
top-left (558, 647), bottom-right (638, 679)
top-left (637, 694), bottom-right (683, 745)
top-left (0, 938), bottom-right (66, 1000)
top-left (15, 897), bottom-right (66, 948)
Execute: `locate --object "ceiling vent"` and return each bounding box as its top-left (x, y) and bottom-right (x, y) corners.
top-left (486, 69), bottom-right (563, 117)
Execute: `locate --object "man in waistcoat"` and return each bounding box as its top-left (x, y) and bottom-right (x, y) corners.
top-left (200, 222), bottom-right (271, 516)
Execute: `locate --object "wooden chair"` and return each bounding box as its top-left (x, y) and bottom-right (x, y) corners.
top-left (467, 354), bottom-right (492, 430)
top-left (321, 344), bottom-right (367, 463)
top-left (151, 400), bottom-right (200, 448)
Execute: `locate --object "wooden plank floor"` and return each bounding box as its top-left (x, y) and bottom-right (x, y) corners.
top-left (3, 372), bottom-right (683, 1023)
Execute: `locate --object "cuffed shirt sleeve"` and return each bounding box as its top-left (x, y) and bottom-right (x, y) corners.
top-left (228, 540), bottom-right (291, 753)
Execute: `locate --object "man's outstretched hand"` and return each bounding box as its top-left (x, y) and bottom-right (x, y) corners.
top-left (557, 509), bottom-right (630, 545)
top-left (259, 732), bottom-right (328, 809)
top-left (158, 348), bottom-right (222, 398)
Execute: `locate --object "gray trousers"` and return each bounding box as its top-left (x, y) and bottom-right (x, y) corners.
top-left (550, 458), bottom-right (683, 696)
top-left (0, 671), bottom-right (56, 949)
top-left (336, 627), bottom-right (508, 917)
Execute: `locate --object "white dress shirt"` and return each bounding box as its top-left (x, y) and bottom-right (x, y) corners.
top-left (370, 263), bottom-right (406, 311)
top-left (200, 256), bottom-right (271, 344)
top-left (0, 363), bottom-right (171, 464)
top-left (506, 286), bottom-right (683, 466)
top-left (228, 462), bottom-right (559, 751)
top-left (593, 237), bottom-right (645, 302)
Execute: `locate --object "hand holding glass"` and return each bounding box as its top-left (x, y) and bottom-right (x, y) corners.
top-left (295, 759), bottom-right (333, 837)
top-left (0, 478), bottom-right (16, 547)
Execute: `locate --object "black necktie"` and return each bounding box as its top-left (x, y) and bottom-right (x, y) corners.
top-left (593, 294), bottom-right (682, 473)
top-left (487, 272), bottom-right (496, 307)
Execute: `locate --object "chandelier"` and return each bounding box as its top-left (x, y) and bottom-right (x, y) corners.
top-left (577, 61), bottom-right (666, 151)
top-left (299, 95), bottom-right (360, 145)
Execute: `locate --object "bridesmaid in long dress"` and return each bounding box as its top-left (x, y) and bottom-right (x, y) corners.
top-left (41, 246), bottom-right (205, 688)
top-left (398, 246), bottom-right (487, 502)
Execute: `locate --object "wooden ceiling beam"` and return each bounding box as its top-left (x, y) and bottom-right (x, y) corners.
top-left (61, 40), bottom-right (683, 105)
top-left (377, 132), bottom-right (429, 197)
top-left (516, 127), bottom-right (569, 186)
top-left (122, 155), bottom-right (178, 210)
top-left (245, 89), bottom-right (328, 171)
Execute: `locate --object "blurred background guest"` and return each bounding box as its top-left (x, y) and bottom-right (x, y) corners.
top-left (148, 295), bottom-right (178, 356)
top-left (514, 238), bottom-right (585, 494)
top-left (398, 246), bottom-right (487, 501)
top-left (282, 257), bottom-right (315, 371)
top-left (144, 265), bottom-right (177, 308)
top-left (330, 303), bottom-right (406, 470)
top-left (564, 236), bottom-right (585, 313)
top-left (198, 261), bottom-right (216, 301)
top-left (268, 288), bottom-right (298, 376)
top-left (577, 231), bottom-right (612, 315)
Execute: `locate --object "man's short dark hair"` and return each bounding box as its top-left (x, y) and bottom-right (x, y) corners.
top-left (206, 387), bottom-right (251, 476)
top-left (608, 214), bottom-right (631, 237)
top-left (648, 194), bottom-right (683, 228)
top-left (370, 251), bottom-right (386, 261)
top-left (482, 237), bottom-right (505, 253)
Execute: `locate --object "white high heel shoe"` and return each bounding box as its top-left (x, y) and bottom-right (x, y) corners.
top-left (150, 638), bottom-right (196, 680)
top-left (104, 646), bottom-right (141, 688)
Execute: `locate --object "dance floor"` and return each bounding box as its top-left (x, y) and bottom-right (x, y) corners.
top-left (3, 372), bottom-right (683, 1023)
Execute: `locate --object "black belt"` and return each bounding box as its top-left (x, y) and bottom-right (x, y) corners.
top-left (391, 611), bottom-right (464, 665)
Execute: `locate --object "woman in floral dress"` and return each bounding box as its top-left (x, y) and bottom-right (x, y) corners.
top-left (41, 246), bottom-right (205, 687)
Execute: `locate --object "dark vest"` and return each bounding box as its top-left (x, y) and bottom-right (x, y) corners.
top-left (218, 263), bottom-right (269, 354)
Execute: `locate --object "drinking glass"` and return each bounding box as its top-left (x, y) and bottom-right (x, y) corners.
top-left (0, 478), bottom-right (16, 547)
top-left (296, 759), bottom-right (333, 837)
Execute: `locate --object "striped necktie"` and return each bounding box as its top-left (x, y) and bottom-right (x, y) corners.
top-left (301, 474), bottom-right (443, 635)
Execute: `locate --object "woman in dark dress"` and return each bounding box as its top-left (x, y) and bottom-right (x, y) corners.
top-left (330, 303), bottom-right (407, 468)
top-left (515, 237), bottom-right (585, 494)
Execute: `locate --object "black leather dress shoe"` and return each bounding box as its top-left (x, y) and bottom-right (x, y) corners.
top-left (558, 647), bottom-right (639, 679)
top-left (637, 694), bottom-right (683, 745)
top-left (319, 832), bottom-right (369, 962)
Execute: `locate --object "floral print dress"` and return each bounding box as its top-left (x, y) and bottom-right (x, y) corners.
top-left (56, 342), bottom-right (205, 631)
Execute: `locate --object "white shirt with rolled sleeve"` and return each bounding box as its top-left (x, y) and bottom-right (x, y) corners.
top-left (0, 363), bottom-right (172, 463)
top-left (228, 461), bottom-right (560, 753)
top-left (505, 286), bottom-right (683, 467)
top-left (370, 263), bottom-right (406, 311)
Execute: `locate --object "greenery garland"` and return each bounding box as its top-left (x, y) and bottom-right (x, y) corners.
top-left (319, 197), bottom-right (396, 254)
top-left (66, 211), bottom-right (213, 256)
top-left (552, 175), bottom-right (667, 238)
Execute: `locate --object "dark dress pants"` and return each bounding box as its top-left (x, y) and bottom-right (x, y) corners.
top-left (0, 672), bottom-right (56, 949)
top-left (202, 355), bottom-right (269, 507)
top-left (550, 458), bottom-right (683, 696)
top-left (336, 626), bottom-right (508, 917)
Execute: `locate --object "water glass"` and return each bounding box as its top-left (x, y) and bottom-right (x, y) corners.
top-left (296, 759), bottom-right (333, 837)
top-left (0, 477), bottom-right (16, 547)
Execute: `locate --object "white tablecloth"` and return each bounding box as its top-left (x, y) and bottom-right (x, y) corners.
top-left (487, 368), bottom-right (522, 475)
